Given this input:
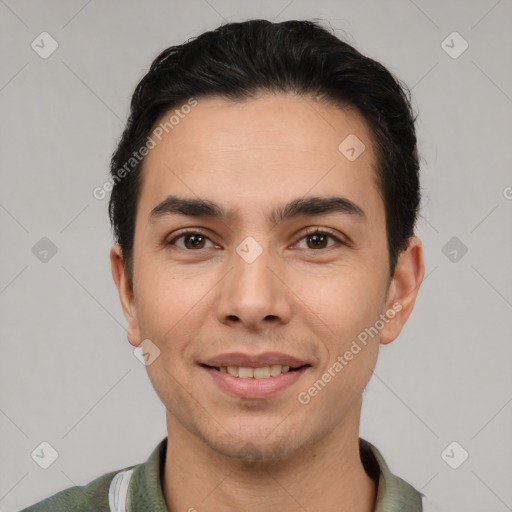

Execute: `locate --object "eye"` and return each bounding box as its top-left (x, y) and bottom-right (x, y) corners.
top-left (166, 228), bottom-right (346, 252)
top-left (295, 228), bottom-right (345, 250)
top-left (167, 230), bottom-right (217, 250)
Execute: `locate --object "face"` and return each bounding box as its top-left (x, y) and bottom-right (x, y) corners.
top-left (111, 93), bottom-right (423, 463)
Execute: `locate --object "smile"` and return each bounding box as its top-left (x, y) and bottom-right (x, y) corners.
top-left (207, 364), bottom-right (308, 378)
top-left (201, 363), bottom-right (311, 399)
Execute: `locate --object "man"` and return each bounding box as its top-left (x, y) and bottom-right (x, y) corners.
top-left (23, 18), bottom-right (437, 512)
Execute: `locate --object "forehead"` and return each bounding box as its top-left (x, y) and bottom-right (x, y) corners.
top-left (137, 94), bottom-right (382, 225)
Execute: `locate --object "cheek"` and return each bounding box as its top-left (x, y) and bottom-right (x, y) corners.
top-left (298, 275), bottom-right (382, 406)
top-left (301, 268), bottom-right (385, 338)
top-left (295, 268), bottom-right (385, 397)
top-left (133, 261), bottom-right (205, 348)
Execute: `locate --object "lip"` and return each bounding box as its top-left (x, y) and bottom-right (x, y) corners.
top-left (201, 351), bottom-right (309, 368)
top-left (202, 364), bottom-right (310, 399)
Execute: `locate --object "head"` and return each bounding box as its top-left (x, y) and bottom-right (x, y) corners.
top-left (109, 19), bottom-right (424, 463)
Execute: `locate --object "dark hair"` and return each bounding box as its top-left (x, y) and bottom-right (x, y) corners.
top-left (108, 19), bottom-right (420, 284)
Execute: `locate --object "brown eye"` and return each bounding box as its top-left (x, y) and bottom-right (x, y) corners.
top-left (295, 229), bottom-right (343, 250)
top-left (168, 231), bottom-right (216, 250)
top-left (182, 234), bottom-right (206, 249)
top-left (306, 233), bottom-right (329, 249)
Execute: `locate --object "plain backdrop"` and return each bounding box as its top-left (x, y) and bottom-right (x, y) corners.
top-left (1, 1), bottom-right (511, 511)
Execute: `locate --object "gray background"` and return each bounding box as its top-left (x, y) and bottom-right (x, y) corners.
top-left (1, 1), bottom-right (511, 511)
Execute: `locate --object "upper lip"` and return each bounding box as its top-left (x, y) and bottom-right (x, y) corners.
top-left (201, 352), bottom-right (310, 368)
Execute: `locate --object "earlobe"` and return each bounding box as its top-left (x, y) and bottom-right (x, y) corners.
top-left (110, 244), bottom-right (142, 347)
top-left (380, 236), bottom-right (425, 345)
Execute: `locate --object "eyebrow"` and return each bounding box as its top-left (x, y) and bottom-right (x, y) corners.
top-left (149, 194), bottom-right (367, 226)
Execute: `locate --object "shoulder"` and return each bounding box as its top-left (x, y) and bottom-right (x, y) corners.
top-left (20, 438), bottom-right (168, 512)
top-left (19, 466), bottom-right (134, 512)
top-left (359, 438), bottom-right (423, 510)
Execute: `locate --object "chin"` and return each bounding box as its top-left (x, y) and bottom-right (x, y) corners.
top-left (209, 437), bottom-right (296, 466)
top-left (198, 420), bottom-right (315, 467)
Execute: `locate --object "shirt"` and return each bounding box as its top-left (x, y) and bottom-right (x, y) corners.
top-left (21, 437), bottom-right (434, 511)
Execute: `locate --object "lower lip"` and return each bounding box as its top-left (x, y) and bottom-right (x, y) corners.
top-left (202, 366), bottom-right (309, 399)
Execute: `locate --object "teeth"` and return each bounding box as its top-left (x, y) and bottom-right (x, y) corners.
top-left (270, 364), bottom-right (282, 376)
top-left (227, 366), bottom-right (239, 377)
top-left (238, 367), bottom-right (254, 378)
top-left (253, 366), bottom-right (270, 379)
top-left (219, 365), bottom-right (293, 378)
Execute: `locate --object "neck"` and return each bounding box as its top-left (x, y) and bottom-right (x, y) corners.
top-left (162, 401), bottom-right (377, 512)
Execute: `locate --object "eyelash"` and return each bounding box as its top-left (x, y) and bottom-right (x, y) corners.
top-left (166, 227), bottom-right (346, 251)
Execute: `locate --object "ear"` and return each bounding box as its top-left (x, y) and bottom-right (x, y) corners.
top-left (110, 244), bottom-right (142, 347)
top-left (380, 236), bottom-right (425, 345)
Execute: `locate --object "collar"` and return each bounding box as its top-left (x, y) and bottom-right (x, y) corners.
top-left (127, 437), bottom-right (422, 511)
top-left (359, 438), bottom-right (423, 511)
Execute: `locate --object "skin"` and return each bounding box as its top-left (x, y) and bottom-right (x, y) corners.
top-left (111, 93), bottom-right (424, 512)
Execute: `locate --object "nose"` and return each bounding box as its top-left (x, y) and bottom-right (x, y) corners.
top-left (215, 240), bottom-right (292, 331)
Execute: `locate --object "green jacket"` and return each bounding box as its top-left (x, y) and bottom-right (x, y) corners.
top-left (21, 437), bottom-right (431, 511)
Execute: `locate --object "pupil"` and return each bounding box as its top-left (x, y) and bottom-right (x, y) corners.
top-left (186, 235), bottom-right (204, 249)
top-left (309, 234), bottom-right (326, 249)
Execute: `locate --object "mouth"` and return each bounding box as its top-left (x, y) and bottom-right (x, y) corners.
top-left (200, 363), bottom-right (311, 378)
top-left (200, 362), bottom-right (312, 399)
